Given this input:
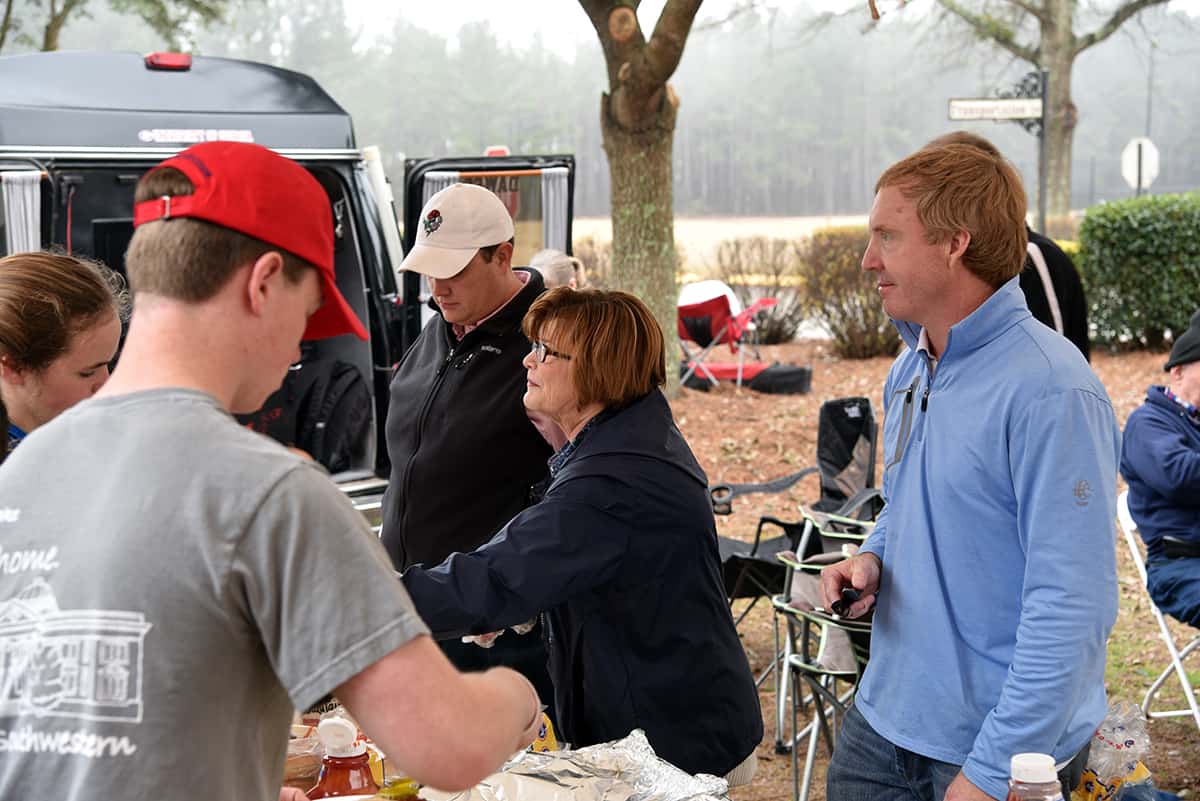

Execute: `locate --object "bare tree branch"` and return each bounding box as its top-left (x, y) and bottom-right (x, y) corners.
top-left (0, 0), bottom-right (15, 52)
top-left (1073, 0), bottom-right (1169, 56)
top-left (643, 0), bottom-right (703, 84)
top-left (1006, 0), bottom-right (1048, 24)
top-left (935, 0), bottom-right (1038, 64)
top-left (43, 0), bottom-right (86, 50)
top-left (694, 0), bottom-right (760, 32)
top-left (578, 0), bottom-right (647, 88)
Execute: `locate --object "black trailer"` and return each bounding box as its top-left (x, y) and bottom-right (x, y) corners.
top-left (0, 50), bottom-right (575, 526)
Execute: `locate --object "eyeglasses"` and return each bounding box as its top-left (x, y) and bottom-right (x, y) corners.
top-left (530, 341), bottom-right (572, 363)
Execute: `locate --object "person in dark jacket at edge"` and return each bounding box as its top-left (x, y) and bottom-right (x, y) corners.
top-left (382, 182), bottom-right (562, 722)
top-left (402, 288), bottom-right (763, 785)
top-left (926, 131), bottom-right (1090, 360)
top-left (1121, 308), bottom-right (1200, 627)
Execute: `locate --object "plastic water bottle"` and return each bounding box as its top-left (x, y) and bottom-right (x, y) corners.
top-left (1006, 753), bottom-right (1064, 801)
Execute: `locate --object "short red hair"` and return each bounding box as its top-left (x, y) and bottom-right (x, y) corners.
top-left (523, 288), bottom-right (665, 409)
top-left (876, 143), bottom-right (1027, 287)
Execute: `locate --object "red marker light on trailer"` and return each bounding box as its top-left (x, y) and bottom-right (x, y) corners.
top-left (144, 52), bottom-right (193, 71)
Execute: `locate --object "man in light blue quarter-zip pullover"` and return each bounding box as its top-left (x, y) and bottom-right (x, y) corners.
top-left (821, 138), bottom-right (1120, 801)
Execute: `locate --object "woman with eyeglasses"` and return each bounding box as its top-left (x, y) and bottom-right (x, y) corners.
top-left (402, 287), bottom-right (762, 785)
top-left (0, 251), bottom-right (128, 464)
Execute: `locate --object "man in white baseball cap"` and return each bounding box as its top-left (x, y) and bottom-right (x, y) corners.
top-left (402, 182), bottom-right (515, 280)
top-left (382, 181), bottom-right (560, 725)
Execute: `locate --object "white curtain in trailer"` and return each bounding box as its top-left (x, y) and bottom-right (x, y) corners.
top-left (540, 167), bottom-right (568, 252)
top-left (1, 171), bottom-right (42, 254)
top-left (421, 171), bottom-right (460, 207)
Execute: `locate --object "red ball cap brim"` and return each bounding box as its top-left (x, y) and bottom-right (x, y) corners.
top-left (134, 141), bottom-right (367, 341)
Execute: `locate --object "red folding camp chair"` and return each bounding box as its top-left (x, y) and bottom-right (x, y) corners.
top-left (677, 280), bottom-right (777, 388)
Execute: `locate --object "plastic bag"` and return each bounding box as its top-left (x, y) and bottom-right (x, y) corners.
top-left (285, 723), bottom-right (323, 791)
top-left (1071, 701), bottom-right (1154, 801)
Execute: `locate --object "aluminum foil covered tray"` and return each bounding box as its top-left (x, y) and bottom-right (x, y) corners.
top-left (419, 729), bottom-right (730, 801)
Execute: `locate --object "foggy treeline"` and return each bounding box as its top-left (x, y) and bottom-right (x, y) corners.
top-left (46, 1), bottom-right (1200, 218)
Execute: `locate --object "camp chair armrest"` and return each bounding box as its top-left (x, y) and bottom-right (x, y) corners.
top-left (753, 515), bottom-right (806, 557)
top-left (709, 466), bottom-right (819, 515)
top-left (834, 487), bottom-right (884, 521)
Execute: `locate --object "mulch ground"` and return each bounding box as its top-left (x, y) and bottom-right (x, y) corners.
top-left (668, 341), bottom-right (1199, 801)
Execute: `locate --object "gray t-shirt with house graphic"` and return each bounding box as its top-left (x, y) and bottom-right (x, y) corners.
top-left (0, 389), bottom-right (428, 801)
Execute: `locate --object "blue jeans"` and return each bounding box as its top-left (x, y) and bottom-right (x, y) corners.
top-left (828, 703), bottom-right (1088, 801)
top-left (827, 704), bottom-right (961, 801)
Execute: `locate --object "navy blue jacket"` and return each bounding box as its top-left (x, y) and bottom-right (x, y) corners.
top-left (402, 391), bottom-right (763, 777)
top-left (1121, 385), bottom-right (1200, 560)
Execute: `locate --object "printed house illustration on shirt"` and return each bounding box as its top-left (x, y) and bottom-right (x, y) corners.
top-left (0, 578), bottom-right (152, 723)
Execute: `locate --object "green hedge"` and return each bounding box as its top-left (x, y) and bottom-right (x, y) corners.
top-left (797, 227), bottom-right (900, 359)
top-left (1080, 192), bottom-right (1200, 349)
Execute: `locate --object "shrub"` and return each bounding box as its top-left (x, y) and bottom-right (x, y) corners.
top-left (1056, 239), bottom-right (1083, 277)
top-left (796, 227), bottom-right (900, 359)
top-left (711, 236), bottom-right (806, 344)
top-left (1079, 192), bottom-right (1200, 349)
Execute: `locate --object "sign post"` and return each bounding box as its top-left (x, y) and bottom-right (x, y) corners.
top-left (1038, 69), bottom-right (1048, 234)
top-left (947, 70), bottom-right (1050, 232)
top-left (1121, 137), bottom-right (1159, 197)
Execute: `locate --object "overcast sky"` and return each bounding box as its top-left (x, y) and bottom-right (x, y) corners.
top-left (349, 0), bottom-right (1200, 58)
top-left (346, 1), bottom-right (774, 57)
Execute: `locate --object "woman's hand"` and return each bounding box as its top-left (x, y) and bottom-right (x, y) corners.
top-left (462, 631), bottom-right (503, 648)
top-left (279, 787), bottom-right (310, 801)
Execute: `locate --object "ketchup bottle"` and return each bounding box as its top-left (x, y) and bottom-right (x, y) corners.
top-left (307, 717), bottom-right (380, 799)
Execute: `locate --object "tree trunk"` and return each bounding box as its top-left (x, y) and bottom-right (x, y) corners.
top-left (1043, 10), bottom-right (1077, 221)
top-left (42, 1), bottom-right (70, 51)
top-left (0, 0), bottom-right (15, 53)
top-left (601, 88), bottom-right (681, 393)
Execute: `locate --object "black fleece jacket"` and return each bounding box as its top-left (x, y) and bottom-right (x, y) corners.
top-left (381, 269), bottom-right (551, 569)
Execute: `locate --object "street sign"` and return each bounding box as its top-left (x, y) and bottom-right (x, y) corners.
top-left (1121, 137), bottom-right (1159, 191)
top-left (948, 97), bottom-right (1043, 121)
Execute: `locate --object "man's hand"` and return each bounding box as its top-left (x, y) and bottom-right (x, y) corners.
top-left (819, 552), bottom-right (881, 618)
top-left (279, 788), bottom-right (310, 801)
top-left (943, 770), bottom-right (998, 801)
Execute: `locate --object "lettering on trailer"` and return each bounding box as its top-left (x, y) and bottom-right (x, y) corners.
top-left (462, 174), bottom-right (521, 219)
top-left (137, 129), bottom-right (255, 144)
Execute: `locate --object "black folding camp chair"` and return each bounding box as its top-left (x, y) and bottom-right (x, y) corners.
top-left (770, 510), bottom-right (873, 745)
top-left (785, 603), bottom-right (872, 801)
top-left (711, 396), bottom-right (881, 627)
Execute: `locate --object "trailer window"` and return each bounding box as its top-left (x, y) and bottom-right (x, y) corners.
top-left (419, 166), bottom-right (570, 267)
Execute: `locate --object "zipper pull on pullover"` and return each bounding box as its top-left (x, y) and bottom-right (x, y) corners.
top-left (436, 349), bottom-right (455, 377)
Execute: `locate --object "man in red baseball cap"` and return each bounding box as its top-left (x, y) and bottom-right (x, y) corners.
top-left (0, 142), bottom-right (541, 801)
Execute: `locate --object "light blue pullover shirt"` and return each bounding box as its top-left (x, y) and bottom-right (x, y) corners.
top-left (856, 277), bottom-right (1120, 800)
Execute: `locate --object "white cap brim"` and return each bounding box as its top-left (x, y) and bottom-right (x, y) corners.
top-left (400, 241), bottom-right (478, 279)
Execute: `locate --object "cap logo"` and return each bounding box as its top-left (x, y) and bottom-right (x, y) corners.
top-left (423, 209), bottom-right (443, 235)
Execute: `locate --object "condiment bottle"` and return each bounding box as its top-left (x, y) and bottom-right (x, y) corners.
top-left (307, 717), bottom-right (380, 799)
top-left (1007, 752), bottom-right (1064, 801)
